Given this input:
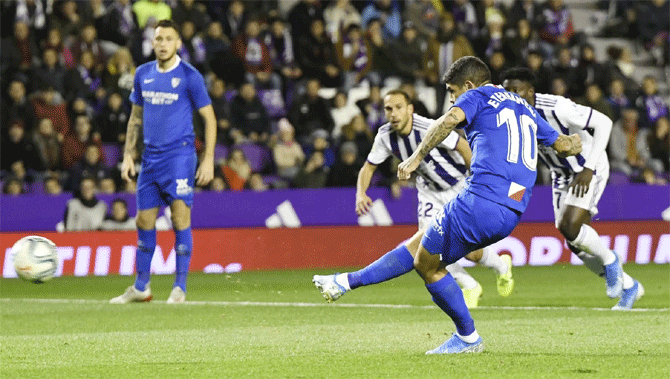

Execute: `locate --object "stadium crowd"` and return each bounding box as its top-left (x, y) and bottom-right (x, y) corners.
top-left (2, 0), bottom-right (669, 201)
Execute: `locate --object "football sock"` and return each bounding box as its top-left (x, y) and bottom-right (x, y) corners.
top-left (569, 224), bottom-right (616, 265)
top-left (426, 274), bottom-right (475, 337)
top-left (478, 248), bottom-right (508, 275)
top-left (174, 226), bottom-right (193, 292)
top-left (134, 228), bottom-right (156, 292)
top-left (347, 245), bottom-right (414, 290)
top-left (446, 263), bottom-right (479, 290)
top-left (574, 251), bottom-right (635, 289)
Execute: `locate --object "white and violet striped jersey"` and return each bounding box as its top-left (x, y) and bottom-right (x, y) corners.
top-left (367, 114), bottom-right (468, 191)
top-left (534, 93), bottom-right (609, 186)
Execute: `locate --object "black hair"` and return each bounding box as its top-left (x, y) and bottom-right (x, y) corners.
top-left (442, 56), bottom-right (491, 86)
top-left (500, 67), bottom-right (537, 87)
top-left (156, 19), bottom-right (180, 35)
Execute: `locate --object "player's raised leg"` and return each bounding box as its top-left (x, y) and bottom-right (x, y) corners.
top-left (168, 200), bottom-right (192, 304)
top-left (446, 263), bottom-right (483, 309)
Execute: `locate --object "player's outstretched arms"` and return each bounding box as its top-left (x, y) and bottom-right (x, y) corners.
top-left (552, 133), bottom-right (582, 158)
top-left (121, 104), bottom-right (143, 182)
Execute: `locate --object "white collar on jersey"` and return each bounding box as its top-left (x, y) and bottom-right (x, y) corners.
top-left (156, 55), bottom-right (181, 73)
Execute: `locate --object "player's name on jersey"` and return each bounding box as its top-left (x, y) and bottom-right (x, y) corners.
top-left (487, 91), bottom-right (536, 116)
top-left (142, 90), bottom-right (179, 105)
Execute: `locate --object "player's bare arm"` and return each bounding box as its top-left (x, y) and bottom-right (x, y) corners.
top-left (398, 107), bottom-right (465, 180)
top-left (121, 104), bottom-right (143, 182)
top-left (568, 109), bottom-right (612, 198)
top-left (552, 133), bottom-right (583, 158)
top-left (454, 134), bottom-right (472, 170)
top-left (355, 161), bottom-right (377, 215)
top-left (195, 104), bottom-right (216, 186)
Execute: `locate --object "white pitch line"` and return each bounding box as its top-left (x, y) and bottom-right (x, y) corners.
top-left (1, 298), bottom-right (668, 312)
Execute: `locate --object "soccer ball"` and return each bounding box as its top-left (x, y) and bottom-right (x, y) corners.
top-left (12, 236), bottom-right (59, 283)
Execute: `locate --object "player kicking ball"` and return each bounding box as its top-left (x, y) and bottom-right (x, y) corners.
top-left (110, 20), bottom-right (216, 304)
top-left (313, 90), bottom-right (514, 308)
top-left (501, 67), bottom-right (643, 309)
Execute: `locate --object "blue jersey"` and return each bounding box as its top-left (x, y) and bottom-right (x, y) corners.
top-left (453, 84), bottom-right (559, 212)
top-left (129, 56), bottom-right (211, 153)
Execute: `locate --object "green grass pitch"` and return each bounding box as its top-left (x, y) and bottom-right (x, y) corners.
top-left (1, 263), bottom-right (668, 379)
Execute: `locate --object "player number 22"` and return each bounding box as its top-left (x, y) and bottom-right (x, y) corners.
top-left (497, 108), bottom-right (538, 171)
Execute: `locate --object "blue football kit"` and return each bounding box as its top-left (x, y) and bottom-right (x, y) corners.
top-left (422, 84), bottom-right (559, 264)
top-left (129, 56), bottom-right (211, 210)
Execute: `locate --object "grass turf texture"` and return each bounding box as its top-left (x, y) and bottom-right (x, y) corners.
top-left (1, 264), bottom-right (668, 379)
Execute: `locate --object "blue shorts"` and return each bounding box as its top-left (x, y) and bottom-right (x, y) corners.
top-left (137, 147), bottom-right (197, 210)
top-left (421, 190), bottom-right (522, 265)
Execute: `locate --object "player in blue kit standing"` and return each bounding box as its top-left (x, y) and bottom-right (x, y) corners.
top-left (110, 20), bottom-right (216, 304)
top-left (396, 56), bottom-right (584, 354)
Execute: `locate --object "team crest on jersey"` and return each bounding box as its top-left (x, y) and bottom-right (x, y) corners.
top-left (176, 178), bottom-right (192, 195)
top-left (171, 77), bottom-right (180, 88)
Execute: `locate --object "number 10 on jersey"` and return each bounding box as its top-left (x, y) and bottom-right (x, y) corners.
top-left (497, 108), bottom-right (538, 171)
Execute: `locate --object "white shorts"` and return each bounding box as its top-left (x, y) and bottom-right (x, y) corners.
top-left (552, 158), bottom-right (609, 228)
top-left (417, 179), bottom-right (464, 229)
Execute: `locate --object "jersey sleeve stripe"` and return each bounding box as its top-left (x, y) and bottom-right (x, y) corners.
top-left (551, 110), bottom-right (569, 135)
top-left (584, 108), bottom-right (593, 129)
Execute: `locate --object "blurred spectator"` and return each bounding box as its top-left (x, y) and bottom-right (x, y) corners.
top-left (539, 0), bottom-right (579, 50)
top-left (3, 80), bottom-right (35, 133)
top-left (404, 0), bottom-right (443, 39)
top-left (647, 117), bottom-right (670, 173)
top-left (132, 0), bottom-right (171, 29)
top-left (475, 0), bottom-right (508, 37)
top-left (296, 18), bottom-right (341, 88)
top-left (203, 21), bottom-right (230, 63)
top-left (1, 21), bottom-right (39, 74)
top-left (233, 18), bottom-right (280, 90)
top-left (635, 76), bottom-right (669, 130)
top-left (222, 0), bottom-right (247, 42)
top-left (273, 118), bottom-right (305, 181)
top-left (13, 0), bottom-right (48, 38)
top-left (44, 175), bottom-right (63, 195)
top-left (229, 82), bottom-right (271, 145)
top-left (61, 115), bottom-right (99, 170)
top-left (264, 16), bottom-right (302, 95)
top-left (597, 0), bottom-right (638, 39)
top-left (288, 78), bottom-right (335, 145)
top-left (70, 23), bottom-right (106, 70)
top-left (400, 82), bottom-right (431, 118)
top-left (327, 141), bottom-right (363, 187)
top-left (609, 108), bottom-right (649, 176)
top-left (293, 150), bottom-right (328, 188)
top-left (30, 48), bottom-right (65, 95)
top-left (99, 0), bottom-right (137, 46)
top-left (97, 93), bottom-right (129, 144)
top-left (178, 20), bottom-right (208, 73)
top-left (525, 49), bottom-right (551, 94)
top-left (32, 118), bottom-right (62, 171)
top-left (63, 50), bottom-right (102, 103)
top-left (204, 21), bottom-right (244, 88)
top-left (607, 78), bottom-right (631, 122)
top-left (550, 77), bottom-right (569, 97)
top-left (488, 50), bottom-right (508, 85)
top-left (331, 91), bottom-right (364, 140)
top-left (573, 43), bottom-right (606, 97)
top-left (43, 27), bottom-right (74, 69)
top-left (3, 178), bottom-right (24, 196)
top-left (208, 78), bottom-right (233, 146)
top-left (549, 46), bottom-right (577, 96)
top-left (172, 0), bottom-right (210, 34)
top-left (391, 21), bottom-right (428, 85)
top-left (356, 85), bottom-right (386, 132)
top-left (288, 0), bottom-right (325, 44)
top-left (575, 83), bottom-right (614, 121)
top-left (604, 45), bottom-right (639, 99)
top-left (507, 0), bottom-right (542, 31)
top-left (446, 0), bottom-right (479, 40)
top-left (245, 172), bottom-right (269, 192)
top-left (365, 17), bottom-right (396, 86)
top-left (636, 0), bottom-right (669, 66)
top-left (99, 176), bottom-right (117, 194)
top-left (31, 86), bottom-right (70, 139)
top-left (101, 198), bottom-right (136, 231)
top-left (50, 0), bottom-right (85, 38)
top-left (221, 147), bottom-right (252, 191)
top-left (103, 47), bottom-right (136, 100)
top-left (429, 12), bottom-right (475, 112)
top-left (361, 0), bottom-right (402, 41)
top-left (209, 176), bottom-right (228, 192)
top-left (505, 19), bottom-right (539, 67)
top-left (324, 0), bottom-right (362, 43)
top-left (336, 24), bottom-right (372, 91)
top-left (64, 177), bottom-right (107, 231)
top-left (66, 144), bottom-right (109, 192)
top-left (340, 114), bottom-right (374, 159)
top-left (306, 129), bottom-right (336, 168)
top-left (9, 160), bottom-right (32, 186)
top-left (1, 121), bottom-right (40, 172)
top-left (474, 12), bottom-right (505, 60)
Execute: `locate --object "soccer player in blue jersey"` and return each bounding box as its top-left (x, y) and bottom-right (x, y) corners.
top-left (313, 90), bottom-right (515, 308)
top-left (110, 20), bottom-right (216, 304)
top-left (396, 56), bottom-right (583, 354)
top-left (501, 67), bottom-right (641, 309)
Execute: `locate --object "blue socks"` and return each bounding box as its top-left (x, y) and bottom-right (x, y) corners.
top-left (134, 229), bottom-right (156, 291)
top-left (174, 226), bottom-right (193, 292)
top-left (426, 274), bottom-right (475, 337)
top-left (347, 245), bottom-right (415, 290)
